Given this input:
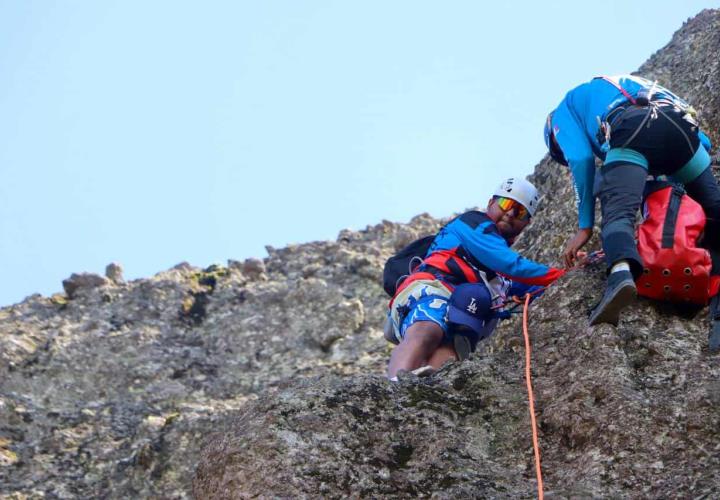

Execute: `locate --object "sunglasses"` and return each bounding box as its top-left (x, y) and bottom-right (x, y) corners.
top-left (494, 196), bottom-right (531, 221)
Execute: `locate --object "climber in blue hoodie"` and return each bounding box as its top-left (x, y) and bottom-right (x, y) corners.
top-left (544, 75), bottom-right (720, 338)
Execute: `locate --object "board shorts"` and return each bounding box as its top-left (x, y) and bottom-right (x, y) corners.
top-left (387, 278), bottom-right (453, 344)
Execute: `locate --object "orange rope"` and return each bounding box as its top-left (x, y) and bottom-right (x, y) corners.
top-left (523, 293), bottom-right (544, 500)
top-left (514, 251), bottom-right (605, 496)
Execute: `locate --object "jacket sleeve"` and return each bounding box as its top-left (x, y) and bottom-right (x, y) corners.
top-left (568, 156), bottom-right (596, 230)
top-left (460, 222), bottom-right (565, 286)
top-left (552, 99), bottom-right (596, 230)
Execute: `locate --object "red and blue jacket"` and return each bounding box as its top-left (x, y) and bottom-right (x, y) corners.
top-left (398, 211), bottom-right (563, 295)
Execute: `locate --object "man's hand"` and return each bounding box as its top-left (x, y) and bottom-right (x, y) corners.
top-left (562, 228), bottom-right (593, 268)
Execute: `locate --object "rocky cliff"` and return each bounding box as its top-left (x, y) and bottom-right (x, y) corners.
top-left (2, 9), bottom-right (720, 499)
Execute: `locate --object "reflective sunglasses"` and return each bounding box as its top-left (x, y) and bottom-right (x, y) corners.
top-left (494, 196), bottom-right (531, 221)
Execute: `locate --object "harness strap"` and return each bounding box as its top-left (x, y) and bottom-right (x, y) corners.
top-left (598, 76), bottom-right (637, 105)
top-left (423, 252), bottom-right (498, 297)
top-left (619, 105), bottom-right (657, 149)
top-left (422, 260), bottom-right (502, 302)
top-left (655, 104), bottom-right (696, 155)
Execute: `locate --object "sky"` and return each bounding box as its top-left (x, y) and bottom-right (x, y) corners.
top-left (1, 1), bottom-right (718, 306)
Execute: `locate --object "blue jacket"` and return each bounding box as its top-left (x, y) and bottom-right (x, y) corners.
top-left (420, 211), bottom-right (563, 287)
top-left (547, 75), bottom-right (712, 229)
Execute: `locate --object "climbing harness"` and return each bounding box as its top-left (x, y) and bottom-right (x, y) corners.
top-left (597, 76), bottom-right (699, 157)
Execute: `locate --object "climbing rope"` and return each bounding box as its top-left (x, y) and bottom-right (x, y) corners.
top-left (522, 292), bottom-right (544, 500)
top-left (517, 249), bottom-right (604, 499)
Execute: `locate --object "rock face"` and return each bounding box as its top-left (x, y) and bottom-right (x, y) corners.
top-left (61, 272), bottom-right (109, 298)
top-left (2, 9), bottom-right (720, 499)
top-left (193, 367), bottom-right (537, 499)
top-left (105, 262), bottom-right (125, 284)
top-left (0, 213), bottom-right (441, 499)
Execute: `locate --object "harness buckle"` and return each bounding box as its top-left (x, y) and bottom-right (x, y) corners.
top-left (596, 116), bottom-right (612, 150)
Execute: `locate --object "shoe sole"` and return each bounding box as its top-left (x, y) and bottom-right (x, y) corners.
top-left (453, 334), bottom-right (472, 361)
top-left (410, 365), bottom-right (435, 377)
top-left (589, 281), bottom-right (637, 326)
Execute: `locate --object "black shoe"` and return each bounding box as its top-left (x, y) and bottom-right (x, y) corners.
top-left (453, 334), bottom-right (472, 361)
top-left (589, 270), bottom-right (637, 326)
top-left (709, 296), bottom-right (720, 352)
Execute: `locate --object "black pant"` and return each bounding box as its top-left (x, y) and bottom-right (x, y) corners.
top-left (686, 168), bottom-right (720, 253)
top-left (598, 103), bottom-right (719, 278)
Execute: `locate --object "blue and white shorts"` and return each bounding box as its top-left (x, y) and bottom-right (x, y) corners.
top-left (388, 279), bottom-right (453, 343)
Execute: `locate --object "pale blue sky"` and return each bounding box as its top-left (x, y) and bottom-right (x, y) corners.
top-left (1, 1), bottom-right (717, 306)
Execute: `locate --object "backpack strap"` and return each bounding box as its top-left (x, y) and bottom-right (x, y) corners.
top-left (597, 76), bottom-right (637, 105)
top-left (661, 186), bottom-right (685, 249)
top-left (642, 181), bottom-right (686, 249)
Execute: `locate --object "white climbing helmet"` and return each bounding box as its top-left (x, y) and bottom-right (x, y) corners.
top-left (493, 177), bottom-right (540, 217)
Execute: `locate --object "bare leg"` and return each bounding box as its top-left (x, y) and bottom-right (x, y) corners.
top-left (387, 321), bottom-right (444, 379)
top-left (427, 343), bottom-right (458, 369)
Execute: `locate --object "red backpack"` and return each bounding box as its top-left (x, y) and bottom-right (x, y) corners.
top-left (636, 181), bottom-right (720, 305)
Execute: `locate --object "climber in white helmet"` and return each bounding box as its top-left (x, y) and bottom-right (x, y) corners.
top-left (385, 177), bottom-right (565, 379)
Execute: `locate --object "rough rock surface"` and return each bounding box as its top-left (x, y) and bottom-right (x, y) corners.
top-left (2, 9), bottom-right (720, 499)
top-left (105, 262), bottom-right (125, 284)
top-left (61, 272), bottom-right (109, 299)
top-left (0, 213), bottom-right (441, 499)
